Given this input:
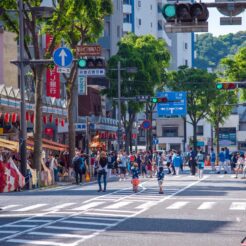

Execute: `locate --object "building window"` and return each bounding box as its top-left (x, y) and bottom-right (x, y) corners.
top-left (117, 25), bottom-right (121, 38)
top-left (138, 18), bottom-right (142, 26)
top-left (138, 1), bottom-right (141, 7)
top-left (104, 21), bottom-right (110, 36)
top-left (185, 59), bottom-right (188, 66)
top-left (150, 22), bottom-right (153, 28)
top-left (196, 126), bottom-right (204, 136)
top-left (185, 42), bottom-right (188, 49)
top-left (150, 4), bottom-right (152, 10)
top-left (162, 127), bottom-right (178, 137)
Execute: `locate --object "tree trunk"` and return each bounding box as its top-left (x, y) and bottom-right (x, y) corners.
top-left (33, 66), bottom-right (44, 178)
top-left (148, 107), bottom-right (153, 152)
top-left (192, 121), bottom-right (198, 153)
top-left (215, 123), bottom-right (220, 165)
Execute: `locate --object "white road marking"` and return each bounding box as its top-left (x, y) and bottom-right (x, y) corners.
top-left (92, 209), bottom-right (134, 214)
top-left (84, 212), bottom-right (132, 217)
top-left (7, 239), bottom-right (68, 246)
top-left (1, 205), bottom-right (19, 210)
top-left (46, 225), bottom-right (102, 232)
top-left (74, 216), bottom-right (122, 222)
top-left (14, 204), bottom-right (47, 212)
top-left (104, 201), bottom-right (132, 209)
top-left (43, 203), bottom-right (76, 211)
top-left (5, 225), bottom-right (36, 228)
top-left (135, 201), bottom-right (157, 209)
top-left (166, 201), bottom-right (189, 209)
top-left (72, 202), bottom-right (104, 211)
top-left (0, 213), bottom-right (42, 218)
top-left (23, 219), bottom-right (53, 223)
top-left (230, 202), bottom-right (246, 210)
top-left (28, 231), bottom-right (85, 238)
top-left (197, 202), bottom-right (216, 210)
top-left (0, 230), bottom-right (18, 234)
top-left (219, 175), bottom-right (224, 178)
top-left (63, 220), bottom-right (116, 226)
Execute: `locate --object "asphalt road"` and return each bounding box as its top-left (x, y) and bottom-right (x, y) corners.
top-left (0, 169), bottom-right (245, 246)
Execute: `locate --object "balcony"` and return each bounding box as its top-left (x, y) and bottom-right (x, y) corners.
top-left (123, 23), bottom-right (132, 33)
top-left (123, 4), bottom-right (132, 14)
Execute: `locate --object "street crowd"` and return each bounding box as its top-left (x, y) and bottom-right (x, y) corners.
top-left (71, 146), bottom-right (246, 194)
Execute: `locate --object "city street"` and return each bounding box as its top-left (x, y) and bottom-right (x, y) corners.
top-left (0, 170), bottom-right (245, 246)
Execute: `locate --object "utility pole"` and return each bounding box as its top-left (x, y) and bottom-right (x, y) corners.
top-left (18, 0), bottom-right (27, 178)
top-left (117, 61), bottom-right (121, 152)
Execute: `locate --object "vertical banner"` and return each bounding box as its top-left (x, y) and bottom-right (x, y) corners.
top-left (78, 75), bottom-right (87, 95)
top-left (46, 34), bottom-right (60, 98)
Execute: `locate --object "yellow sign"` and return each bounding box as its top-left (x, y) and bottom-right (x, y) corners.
top-left (0, 128), bottom-right (3, 134)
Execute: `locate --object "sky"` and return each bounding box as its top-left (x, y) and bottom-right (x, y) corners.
top-left (207, 1), bottom-right (246, 36)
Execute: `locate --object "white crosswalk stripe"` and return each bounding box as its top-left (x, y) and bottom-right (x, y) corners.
top-left (72, 201), bottom-right (105, 211)
top-left (43, 203), bottom-right (76, 211)
top-left (230, 202), bottom-right (246, 210)
top-left (105, 201), bottom-right (132, 209)
top-left (197, 202), bottom-right (216, 210)
top-left (14, 204), bottom-right (47, 212)
top-left (166, 201), bottom-right (189, 209)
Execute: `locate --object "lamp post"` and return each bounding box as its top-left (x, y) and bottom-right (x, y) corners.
top-left (18, 0), bottom-right (27, 178)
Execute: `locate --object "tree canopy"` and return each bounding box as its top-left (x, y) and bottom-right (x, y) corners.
top-left (194, 31), bottom-right (246, 70)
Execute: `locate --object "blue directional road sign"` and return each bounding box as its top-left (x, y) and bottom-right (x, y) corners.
top-left (153, 138), bottom-right (159, 145)
top-left (53, 47), bottom-right (73, 67)
top-left (157, 91), bottom-right (187, 116)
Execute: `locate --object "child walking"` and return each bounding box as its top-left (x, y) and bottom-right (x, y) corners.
top-left (157, 166), bottom-right (165, 194)
top-left (131, 162), bottom-right (140, 193)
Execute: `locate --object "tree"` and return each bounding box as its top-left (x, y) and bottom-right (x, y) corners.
top-left (0, 0), bottom-right (60, 175)
top-left (45, 0), bottom-right (113, 164)
top-left (167, 67), bottom-right (217, 151)
top-left (206, 90), bottom-right (238, 159)
top-left (104, 34), bottom-right (170, 152)
top-left (0, 1), bottom-right (113, 171)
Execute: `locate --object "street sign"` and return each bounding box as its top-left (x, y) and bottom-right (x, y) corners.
top-left (153, 138), bottom-right (159, 145)
top-left (142, 120), bottom-right (151, 129)
top-left (57, 67), bottom-right (71, 74)
top-left (53, 47), bottom-right (73, 67)
top-left (157, 91), bottom-right (187, 116)
top-left (135, 95), bottom-right (150, 102)
top-left (78, 69), bottom-right (105, 76)
top-left (76, 45), bottom-right (102, 57)
top-left (78, 76), bottom-right (87, 95)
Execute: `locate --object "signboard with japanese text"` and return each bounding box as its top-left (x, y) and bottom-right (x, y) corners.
top-left (78, 75), bottom-right (87, 95)
top-left (76, 45), bottom-right (102, 57)
top-left (46, 34), bottom-right (60, 98)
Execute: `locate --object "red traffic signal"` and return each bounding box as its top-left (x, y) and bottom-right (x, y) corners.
top-left (157, 97), bottom-right (168, 103)
top-left (216, 83), bottom-right (237, 90)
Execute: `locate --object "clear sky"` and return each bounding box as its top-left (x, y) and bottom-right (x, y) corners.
top-left (207, 1), bottom-right (246, 36)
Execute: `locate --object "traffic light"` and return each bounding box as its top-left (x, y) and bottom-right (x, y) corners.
top-left (162, 3), bottom-right (209, 23)
top-left (77, 58), bottom-right (105, 69)
top-left (151, 97), bottom-right (168, 103)
top-left (216, 83), bottom-right (237, 90)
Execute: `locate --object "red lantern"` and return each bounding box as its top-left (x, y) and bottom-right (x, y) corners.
top-left (26, 112), bottom-right (30, 121)
top-left (61, 119), bottom-right (65, 127)
top-left (49, 114), bottom-right (53, 123)
top-left (4, 113), bottom-right (10, 123)
top-left (31, 114), bottom-right (34, 124)
top-left (55, 118), bottom-right (59, 126)
top-left (43, 115), bottom-right (47, 124)
top-left (11, 113), bottom-right (17, 123)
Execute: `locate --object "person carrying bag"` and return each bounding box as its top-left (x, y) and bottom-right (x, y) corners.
top-left (97, 151), bottom-right (108, 192)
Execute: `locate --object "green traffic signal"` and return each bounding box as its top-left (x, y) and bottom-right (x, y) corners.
top-left (78, 59), bottom-right (87, 68)
top-left (216, 83), bottom-right (223, 90)
top-left (151, 98), bottom-right (158, 103)
top-left (162, 4), bottom-right (176, 18)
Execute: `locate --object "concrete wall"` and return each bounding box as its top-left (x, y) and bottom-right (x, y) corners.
top-left (2, 31), bottom-right (18, 88)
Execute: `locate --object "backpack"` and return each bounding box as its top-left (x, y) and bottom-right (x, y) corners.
top-left (73, 156), bottom-right (85, 171)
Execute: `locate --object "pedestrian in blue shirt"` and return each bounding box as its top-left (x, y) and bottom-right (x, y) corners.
top-left (173, 151), bottom-right (183, 176)
top-left (131, 162), bottom-right (140, 193)
top-left (217, 148), bottom-right (229, 174)
top-left (157, 166), bottom-right (165, 194)
top-left (210, 148), bottom-right (216, 172)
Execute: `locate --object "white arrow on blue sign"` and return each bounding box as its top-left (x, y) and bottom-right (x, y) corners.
top-left (53, 47), bottom-right (73, 67)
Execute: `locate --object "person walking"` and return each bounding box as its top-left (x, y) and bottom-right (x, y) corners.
top-left (196, 148), bottom-right (205, 179)
top-left (234, 153), bottom-right (244, 179)
top-left (225, 147), bottom-right (231, 173)
top-left (72, 149), bottom-right (86, 185)
top-left (173, 151), bottom-right (182, 176)
top-left (210, 148), bottom-right (216, 172)
top-left (118, 151), bottom-right (128, 181)
top-left (131, 162), bottom-right (140, 193)
top-left (157, 166), bottom-right (165, 194)
top-left (97, 151), bottom-right (108, 192)
top-left (189, 147), bottom-right (197, 176)
top-left (217, 147), bottom-right (228, 174)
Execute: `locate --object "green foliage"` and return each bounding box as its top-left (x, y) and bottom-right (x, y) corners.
top-left (195, 31), bottom-right (246, 70)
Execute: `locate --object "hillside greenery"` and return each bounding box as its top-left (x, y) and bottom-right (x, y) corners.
top-left (194, 31), bottom-right (246, 70)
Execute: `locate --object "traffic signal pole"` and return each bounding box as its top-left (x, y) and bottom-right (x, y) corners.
top-left (117, 61), bottom-right (122, 152)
